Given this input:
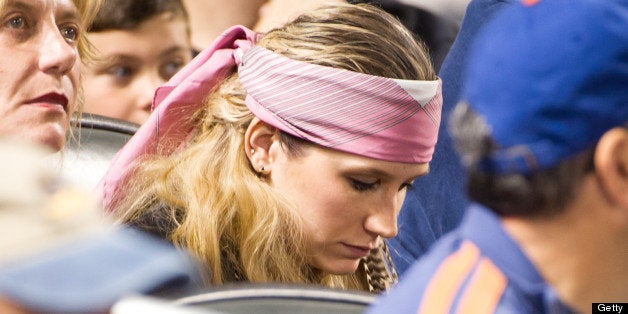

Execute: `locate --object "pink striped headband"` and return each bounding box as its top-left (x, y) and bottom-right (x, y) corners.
top-left (98, 25), bottom-right (441, 209)
top-left (238, 46), bottom-right (442, 164)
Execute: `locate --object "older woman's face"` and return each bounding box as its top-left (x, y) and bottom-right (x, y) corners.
top-left (267, 142), bottom-right (429, 275)
top-left (0, 0), bottom-right (81, 151)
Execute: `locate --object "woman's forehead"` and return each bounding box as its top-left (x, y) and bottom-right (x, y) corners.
top-left (305, 145), bottom-right (430, 179)
top-left (1, 0), bottom-right (78, 15)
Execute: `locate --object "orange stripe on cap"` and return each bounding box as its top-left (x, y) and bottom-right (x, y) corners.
top-left (454, 258), bottom-right (508, 314)
top-left (418, 240), bottom-right (480, 314)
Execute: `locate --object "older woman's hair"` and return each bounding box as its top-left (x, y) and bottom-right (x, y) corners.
top-left (448, 102), bottom-right (595, 218)
top-left (72, 0), bottom-right (103, 61)
top-left (113, 3), bottom-right (434, 292)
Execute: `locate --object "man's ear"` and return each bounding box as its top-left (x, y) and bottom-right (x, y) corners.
top-left (245, 117), bottom-right (277, 174)
top-left (595, 127), bottom-right (628, 209)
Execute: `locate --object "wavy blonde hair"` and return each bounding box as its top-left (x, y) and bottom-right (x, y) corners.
top-left (112, 3), bottom-right (435, 291)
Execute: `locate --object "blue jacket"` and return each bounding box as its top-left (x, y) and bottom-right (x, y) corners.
top-left (388, 0), bottom-right (517, 275)
top-left (369, 204), bottom-right (576, 314)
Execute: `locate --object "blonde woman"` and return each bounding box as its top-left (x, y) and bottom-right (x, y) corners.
top-left (101, 3), bottom-right (441, 294)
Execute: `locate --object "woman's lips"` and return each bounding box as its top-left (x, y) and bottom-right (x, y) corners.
top-left (342, 243), bottom-right (373, 259)
top-left (27, 93), bottom-right (68, 112)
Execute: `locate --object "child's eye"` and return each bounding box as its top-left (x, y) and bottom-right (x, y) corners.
top-left (160, 60), bottom-right (185, 80)
top-left (107, 66), bottom-right (134, 79)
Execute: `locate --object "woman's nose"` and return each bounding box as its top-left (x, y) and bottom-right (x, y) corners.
top-left (364, 194), bottom-right (401, 239)
top-left (39, 25), bottom-right (77, 76)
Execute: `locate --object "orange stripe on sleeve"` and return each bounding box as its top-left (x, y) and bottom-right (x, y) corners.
top-left (418, 240), bottom-right (481, 314)
top-left (522, 0), bottom-right (540, 7)
top-left (454, 258), bottom-right (508, 314)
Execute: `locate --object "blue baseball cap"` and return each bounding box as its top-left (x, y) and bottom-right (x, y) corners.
top-left (461, 0), bottom-right (628, 174)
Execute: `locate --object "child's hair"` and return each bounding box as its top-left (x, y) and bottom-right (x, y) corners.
top-left (88, 0), bottom-right (189, 32)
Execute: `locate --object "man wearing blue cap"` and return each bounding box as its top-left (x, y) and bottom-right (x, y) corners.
top-left (366, 0), bottom-right (628, 313)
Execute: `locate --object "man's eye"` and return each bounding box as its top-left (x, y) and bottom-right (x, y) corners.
top-left (350, 179), bottom-right (378, 192)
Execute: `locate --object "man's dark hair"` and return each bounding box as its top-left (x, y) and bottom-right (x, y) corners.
top-left (448, 103), bottom-right (595, 218)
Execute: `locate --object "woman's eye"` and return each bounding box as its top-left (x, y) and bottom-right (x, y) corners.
top-left (7, 16), bottom-right (25, 28)
top-left (350, 179), bottom-right (378, 192)
top-left (60, 25), bottom-right (78, 42)
top-left (399, 182), bottom-right (414, 191)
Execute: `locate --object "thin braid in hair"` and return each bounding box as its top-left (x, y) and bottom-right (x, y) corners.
top-left (362, 238), bottom-right (398, 293)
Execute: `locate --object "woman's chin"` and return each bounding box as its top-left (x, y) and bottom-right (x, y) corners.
top-left (311, 259), bottom-right (361, 276)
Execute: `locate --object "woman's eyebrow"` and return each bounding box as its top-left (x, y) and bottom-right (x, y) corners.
top-left (56, 5), bottom-right (80, 23)
top-left (342, 166), bottom-right (391, 178)
top-left (3, 0), bottom-right (37, 13)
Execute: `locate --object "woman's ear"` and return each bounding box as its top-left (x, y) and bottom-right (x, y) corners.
top-left (245, 117), bottom-right (277, 174)
top-left (595, 127), bottom-right (628, 209)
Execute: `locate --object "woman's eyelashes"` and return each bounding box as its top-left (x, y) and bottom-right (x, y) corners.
top-left (349, 177), bottom-right (415, 193)
top-left (59, 23), bottom-right (79, 43)
top-left (3, 12), bottom-right (79, 44)
top-left (5, 15), bottom-right (26, 29)
top-left (399, 182), bottom-right (414, 191)
top-left (349, 178), bottom-right (379, 192)
top-left (3, 13), bottom-right (31, 40)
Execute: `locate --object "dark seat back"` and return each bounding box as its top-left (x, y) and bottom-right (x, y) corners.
top-left (175, 283), bottom-right (375, 314)
top-left (45, 114), bottom-right (139, 188)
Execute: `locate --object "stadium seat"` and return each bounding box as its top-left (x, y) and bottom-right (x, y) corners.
top-left (45, 113), bottom-right (139, 189)
top-left (174, 283), bottom-right (376, 314)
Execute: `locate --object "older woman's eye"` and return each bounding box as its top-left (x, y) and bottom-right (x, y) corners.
top-left (350, 179), bottom-right (378, 192)
top-left (7, 16), bottom-right (25, 28)
top-left (60, 25), bottom-right (79, 42)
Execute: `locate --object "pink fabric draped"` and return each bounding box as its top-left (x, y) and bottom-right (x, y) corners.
top-left (98, 26), bottom-right (257, 209)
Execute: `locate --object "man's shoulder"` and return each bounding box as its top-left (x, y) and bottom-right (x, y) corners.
top-left (368, 230), bottom-right (516, 313)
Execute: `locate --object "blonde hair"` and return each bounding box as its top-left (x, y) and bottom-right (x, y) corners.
top-left (72, 0), bottom-right (102, 129)
top-left (112, 3), bottom-right (435, 292)
top-left (71, 0), bottom-right (103, 62)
